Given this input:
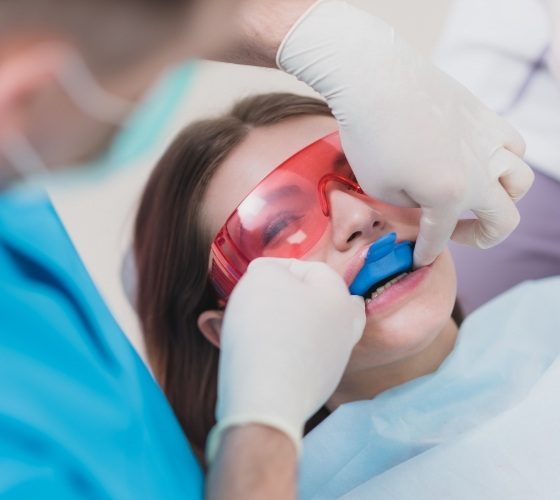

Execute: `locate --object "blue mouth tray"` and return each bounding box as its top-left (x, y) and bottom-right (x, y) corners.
top-left (349, 232), bottom-right (414, 296)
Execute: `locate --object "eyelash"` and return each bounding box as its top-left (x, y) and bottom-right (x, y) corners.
top-left (262, 214), bottom-right (304, 246)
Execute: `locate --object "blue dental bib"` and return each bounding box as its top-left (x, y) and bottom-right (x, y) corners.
top-left (349, 232), bottom-right (414, 296)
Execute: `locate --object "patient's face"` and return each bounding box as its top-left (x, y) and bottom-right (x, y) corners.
top-left (202, 115), bottom-right (457, 371)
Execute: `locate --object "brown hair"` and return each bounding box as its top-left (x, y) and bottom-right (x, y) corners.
top-left (134, 93), bottom-right (334, 464)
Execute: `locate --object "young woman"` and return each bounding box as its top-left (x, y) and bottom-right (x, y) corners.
top-left (133, 93), bottom-right (464, 465)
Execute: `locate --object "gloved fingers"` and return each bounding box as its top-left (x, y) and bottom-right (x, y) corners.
top-left (501, 122), bottom-right (527, 158)
top-left (484, 106), bottom-right (526, 157)
top-left (248, 257), bottom-right (350, 294)
top-left (490, 148), bottom-right (535, 203)
top-left (286, 258), bottom-right (351, 293)
top-left (413, 207), bottom-right (459, 268)
top-left (285, 258), bottom-right (366, 341)
top-left (246, 256), bottom-right (287, 274)
top-left (451, 186), bottom-right (520, 248)
top-left (246, 257), bottom-right (309, 280)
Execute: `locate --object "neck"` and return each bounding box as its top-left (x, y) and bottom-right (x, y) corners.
top-left (327, 319), bottom-right (458, 409)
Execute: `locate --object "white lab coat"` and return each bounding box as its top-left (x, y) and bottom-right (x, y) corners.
top-left (436, 0), bottom-right (560, 181)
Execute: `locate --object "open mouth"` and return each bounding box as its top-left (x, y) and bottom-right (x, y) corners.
top-left (349, 232), bottom-right (415, 300)
top-left (361, 271), bottom-right (410, 301)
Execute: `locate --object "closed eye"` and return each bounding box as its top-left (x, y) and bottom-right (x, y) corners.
top-left (262, 214), bottom-right (305, 246)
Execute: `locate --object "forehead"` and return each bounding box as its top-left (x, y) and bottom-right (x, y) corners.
top-left (202, 115), bottom-right (337, 237)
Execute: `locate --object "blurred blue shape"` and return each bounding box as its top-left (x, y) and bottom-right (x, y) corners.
top-left (42, 62), bottom-right (197, 189)
top-left (348, 232), bottom-right (413, 296)
top-left (103, 63), bottom-right (197, 169)
top-left (0, 189), bottom-right (203, 498)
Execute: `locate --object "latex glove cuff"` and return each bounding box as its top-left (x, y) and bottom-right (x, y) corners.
top-left (205, 415), bottom-right (302, 464)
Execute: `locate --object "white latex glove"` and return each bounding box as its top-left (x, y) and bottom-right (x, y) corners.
top-left (206, 258), bottom-right (365, 461)
top-left (278, 0), bottom-right (534, 267)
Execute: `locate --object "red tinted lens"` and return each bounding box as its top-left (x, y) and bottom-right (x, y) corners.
top-left (226, 171), bottom-right (326, 260)
top-left (210, 132), bottom-right (357, 300)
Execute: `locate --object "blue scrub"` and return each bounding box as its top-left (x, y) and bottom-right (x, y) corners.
top-left (0, 190), bottom-right (203, 498)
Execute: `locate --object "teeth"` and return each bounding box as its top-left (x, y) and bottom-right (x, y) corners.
top-left (368, 272), bottom-right (409, 301)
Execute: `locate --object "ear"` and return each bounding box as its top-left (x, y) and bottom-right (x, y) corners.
top-left (197, 310), bottom-right (224, 349)
top-left (0, 42), bottom-right (67, 138)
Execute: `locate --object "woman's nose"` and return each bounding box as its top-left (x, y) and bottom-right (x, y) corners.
top-left (328, 189), bottom-right (386, 251)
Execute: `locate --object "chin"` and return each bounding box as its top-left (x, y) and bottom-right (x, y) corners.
top-left (349, 252), bottom-right (457, 370)
top-left (358, 305), bottom-right (453, 368)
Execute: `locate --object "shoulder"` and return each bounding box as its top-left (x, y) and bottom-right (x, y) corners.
top-left (0, 191), bottom-right (204, 498)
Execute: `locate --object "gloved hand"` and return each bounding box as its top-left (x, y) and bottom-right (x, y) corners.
top-left (206, 258), bottom-right (365, 462)
top-left (278, 0), bottom-right (534, 267)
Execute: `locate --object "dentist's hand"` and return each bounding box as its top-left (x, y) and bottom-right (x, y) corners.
top-left (278, 0), bottom-right (534, 267)
top-left (206, 258), bottom-right (365, 461)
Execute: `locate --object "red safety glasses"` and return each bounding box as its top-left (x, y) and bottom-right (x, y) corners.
top-left (209, 131), bottom-right (363, 302)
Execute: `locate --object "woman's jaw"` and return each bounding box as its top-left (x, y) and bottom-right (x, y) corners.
top-left (329, 248), bottom-right (459, 406)
top-left (365, 265), bottom-right (431, 315)
top-left (363, 256), bottom-right (436, 317)
top-left (329, 205), bottom-right (457, 365)
top-left (327, 317), bottom-right (458, 409)
top-left (343, 236), bottom-right (436, 319)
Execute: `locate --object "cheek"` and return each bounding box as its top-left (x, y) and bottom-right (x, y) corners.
top-left (347, 249), bottom-right (457, 370)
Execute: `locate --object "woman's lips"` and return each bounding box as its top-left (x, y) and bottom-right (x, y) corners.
top-left (364, 264), bottom-right (432, 317)
top-left (344, 244), bottom-right (378, 286)
top-left (344, 236), bottom-right (413, 287)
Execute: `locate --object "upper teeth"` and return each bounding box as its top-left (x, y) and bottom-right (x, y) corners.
top-left (365, 273), bottom-right (408, 304)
